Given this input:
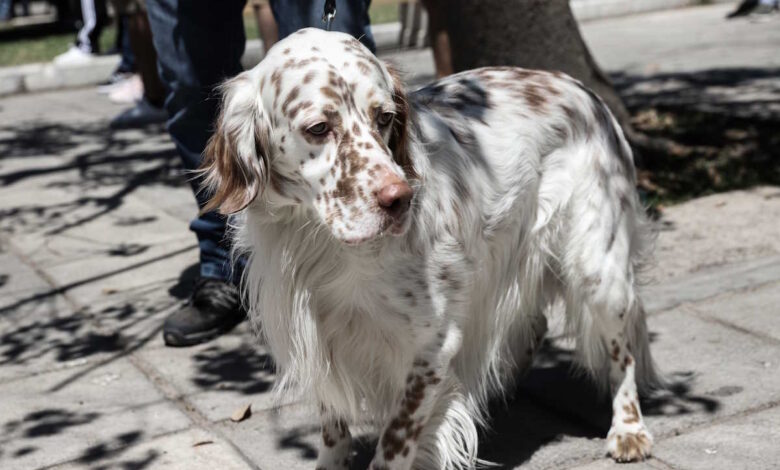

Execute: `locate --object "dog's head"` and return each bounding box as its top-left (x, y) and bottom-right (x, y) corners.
top-left (201, 28), bottom-right (415, 245)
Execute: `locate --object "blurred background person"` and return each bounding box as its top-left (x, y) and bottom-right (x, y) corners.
top-left (100, 13), bottom-right (137, 86)
top-left (108, 0), bottom-right (167, 128)
top-left (420, 0), bottom-right (452, 78)
top-left (0, 0), bottom-right (30, 22)
top-left (53, 0), bottom-right (109, 65)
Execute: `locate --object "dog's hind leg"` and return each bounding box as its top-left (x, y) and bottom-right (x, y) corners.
top-left (560, 156), bottom-right (656, 462)
top-left (316, 416), bottom-right (352, 470)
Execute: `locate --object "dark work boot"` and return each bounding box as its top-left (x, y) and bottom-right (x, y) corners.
top-left (163, 277), bottom-right (245, 347)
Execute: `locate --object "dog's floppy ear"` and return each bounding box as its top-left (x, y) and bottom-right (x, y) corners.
top-left (200, 72), bottom-right (269, 215)
top-left (386, 66), bottom-right (417, 180)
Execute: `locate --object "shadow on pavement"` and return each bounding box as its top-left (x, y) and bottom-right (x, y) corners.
top-left (613, 66), bottom-right (780, 205)
top-left (192, 344), bottom-right (275, 395)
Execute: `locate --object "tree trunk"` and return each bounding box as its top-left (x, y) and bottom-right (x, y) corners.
top-left (446, 0), bottom-right (632, 129)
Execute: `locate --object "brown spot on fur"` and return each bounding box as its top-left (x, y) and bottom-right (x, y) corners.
top-left (611, 339), bottom-right (621, 362)
top-left (322, 429), bottom-right (336, 447)
top-left (320, 86), bottom-right (342, 104)
top-left (613, 431), bottom-right (650, 461)
top-left (520, 83), bottom-right (547, 109)
top-left (303, 71), bottom-right (316, 84)
top-left (281, 86), bottom-right (300, 115)
top-left (357, 61), bottom-right (371, 75)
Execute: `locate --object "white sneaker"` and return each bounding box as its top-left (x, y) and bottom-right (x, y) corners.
top-left (53, 46), bottom-right (95, 66)
top-left (108, 74), bottom-right (144, 104)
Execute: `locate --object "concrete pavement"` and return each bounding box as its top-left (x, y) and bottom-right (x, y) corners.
top-left (1, 3), bottom-right (779, 470)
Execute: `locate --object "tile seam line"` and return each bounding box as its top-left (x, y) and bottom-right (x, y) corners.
top-left (646, 276), bottom-right (780, 317)
top-left (4, 235), bottom-right (83, 313)
top-left (682, 303), bottom-right (780, 347)
top-left (127, 350), bottom-right (263, 470)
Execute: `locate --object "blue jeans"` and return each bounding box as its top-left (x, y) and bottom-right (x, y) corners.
top-left (146, 0), bottom-right (247, 283)
top-left (145, 0), bottom-right (373, 284)
top-left (269, 0), bottom-right (375, 52)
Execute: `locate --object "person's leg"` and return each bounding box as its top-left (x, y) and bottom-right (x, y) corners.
top-left (146, 0), bottom-right (248, 346)
top-left (269, 0), bottom-right (374, 52)
top-left (109, 2), bottom-right (168, 129)
top-left (147, 0), bottom-right (246, 280)
top-left (76, 0), bottom-right (107, 53)
top-left (420, 0), bottom-right (452, 78)
top-left (117, 14), bottom-right (137, 72)
top-left (129, 9), bottom-right (164, 107)
top-left (257, 1), bottom-right (279, 51)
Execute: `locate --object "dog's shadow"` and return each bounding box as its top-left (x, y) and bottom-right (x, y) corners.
top-left (341, 340), bottom-right (720, 469)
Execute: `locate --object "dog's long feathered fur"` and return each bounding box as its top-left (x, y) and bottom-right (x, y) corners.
top-left (202, 28), bottom-right (661, 469)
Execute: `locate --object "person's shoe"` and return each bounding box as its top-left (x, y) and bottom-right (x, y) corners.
top-left (110, 98), bottom-right (167, 129)
top-left (108, 74), bottom-right (143, 104)
top-left (97, 70), bottom-right (135, 93)
top-left (751, 2), bottom-right (779, 20)
top-left (163, 278), bottom-right (245, 347)
top-left (53, 45), bottom-right (96, 66)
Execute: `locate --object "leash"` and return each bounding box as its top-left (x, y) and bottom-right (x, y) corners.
top-left (322, 0), bottom-right (336, 30)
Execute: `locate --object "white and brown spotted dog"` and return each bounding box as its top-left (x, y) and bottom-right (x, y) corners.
top-left (201, 28), bottom-right (662, 469)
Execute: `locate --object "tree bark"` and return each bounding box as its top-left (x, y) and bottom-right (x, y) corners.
top-left (446, 0), bottom-right (632, 129)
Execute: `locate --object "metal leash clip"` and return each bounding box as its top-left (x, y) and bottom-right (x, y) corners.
top-left (322, 0), bottom-right (336, 31)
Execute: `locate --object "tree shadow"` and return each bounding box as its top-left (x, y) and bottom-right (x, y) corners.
top-left (612, 67), bottom-right (780, 205)
top-left (167, 263), bottom-right (201, 300)
top-left (0, 408), bottom-right (99, 462)
top-left (613, 66), bottom-right (780, 121)
top-left (191, 343), bottom-right (275, 395)
top-left (0, 121), bottom-right (183, 240)
top-left (277, 424), bottom-right (320, 461)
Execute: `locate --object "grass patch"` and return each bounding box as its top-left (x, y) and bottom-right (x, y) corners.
top-left (369, 3), bottom-right (399, 24)
top-left (0, 24), bottom-right (116, 66)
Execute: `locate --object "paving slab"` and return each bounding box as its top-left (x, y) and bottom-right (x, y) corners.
top-left (652, 405), bottom-right (780, 470)
top-left (641, 255), bottom-right (780, 314)
top-left (647, 187), bottom-right (780, 282)
top-left (0, 251), bottom-right (63, 313)
top-left (0, 357), bottom-right (191, 469)
top-left (567, 457), bottom-right (672, 470)
top-left (518, 301), bottom-right (780, 440)
top-left (687, 280), bottom-right (780, 344)
top-left (216, 404), bottom-right (322, 469)
top-left (133, 329), bottom-right (280, 423)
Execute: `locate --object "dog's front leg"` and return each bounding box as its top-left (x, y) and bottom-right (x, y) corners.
top-left (369, 324), bottom-right (462, 470)
top-left (316, 415), bottom-right (352, 470)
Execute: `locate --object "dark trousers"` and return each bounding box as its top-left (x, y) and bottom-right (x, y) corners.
top-left (146, 0), bottom-right (247, 283)
top-left (269, 0), bottom-right (375, 52)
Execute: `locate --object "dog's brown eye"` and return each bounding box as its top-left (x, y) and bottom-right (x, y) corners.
top-left (378, 112), bottom-right (394, 127)
top-left (307, 122), bottom-right (329, 136)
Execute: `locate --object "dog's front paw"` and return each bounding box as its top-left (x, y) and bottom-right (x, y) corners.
top-left (605, 426), bottom-right (653, 463)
